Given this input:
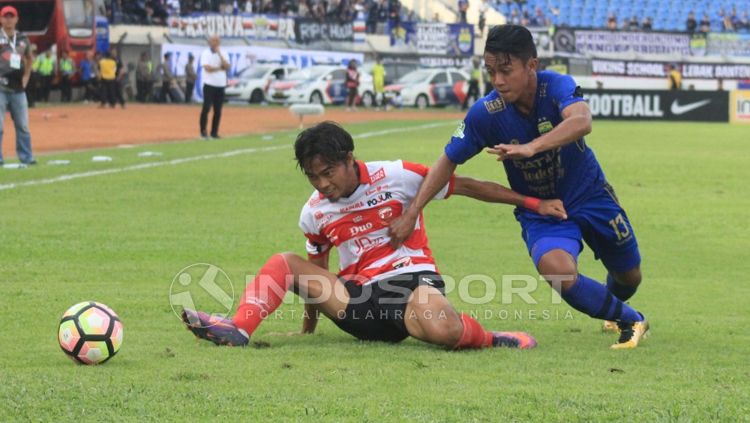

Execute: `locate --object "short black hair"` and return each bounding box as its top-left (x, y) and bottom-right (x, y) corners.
top-left (485, 24), bottom-right (537, 64)
top-left (294, 121), bottom-right (354, 170)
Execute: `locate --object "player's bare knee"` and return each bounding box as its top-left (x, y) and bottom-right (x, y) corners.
top-left (613, 267), bottom-right (642, 287)
top-left (537, 250), bottom-right (577, 291)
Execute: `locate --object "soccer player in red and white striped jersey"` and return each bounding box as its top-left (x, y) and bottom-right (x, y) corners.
top-left (182, 121), bottom-right (567, 349)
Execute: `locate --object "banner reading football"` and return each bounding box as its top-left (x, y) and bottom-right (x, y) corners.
top-left (582, 89), bottom-right (729, 122)
top-left (416, 23), bottom-right (474, 56)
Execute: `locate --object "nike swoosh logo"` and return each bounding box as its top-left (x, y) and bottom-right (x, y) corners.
top-left (670, 99), bottom-right (711, 115)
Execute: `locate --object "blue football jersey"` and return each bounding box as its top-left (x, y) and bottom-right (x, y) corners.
top-left (445, 71), bottom-right (607, 210)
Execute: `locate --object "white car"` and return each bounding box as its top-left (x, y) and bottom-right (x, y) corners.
top-left (384, 69), bottom-right (470, 108)
top-left (225, 64), bottom-right (296, 103)
top-left (267, 65), bottom-right (375, 106)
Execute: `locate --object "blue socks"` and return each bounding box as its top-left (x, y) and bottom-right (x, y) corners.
top-left (606, 273), bottom-right (638, 302)
top-left (561, 274), bottom-right (643, 322)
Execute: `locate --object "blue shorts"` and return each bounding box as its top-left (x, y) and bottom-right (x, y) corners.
top-left (517, 185), bottom-right (641, 273)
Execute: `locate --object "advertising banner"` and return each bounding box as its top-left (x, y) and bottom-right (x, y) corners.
top-left (416, 22), bottom-right (475, 56)
top-left (161, 44), bottom-right (363, 101)
top-left (591, 59), bottom-right (750, 79)
top-left (294, 18), bottom-right (354, 43)
top-left (707, 33), bottom-right (750, 57)
top-left (582, 89), bottom-right (729, 122)
top-left (167, 13), bottom-right (295, 40)
top-left (730, 90), bottom-right (750, 124)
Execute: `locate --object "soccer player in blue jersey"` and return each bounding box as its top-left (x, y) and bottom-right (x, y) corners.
top-left (388, 25), bottom-right (649, 349)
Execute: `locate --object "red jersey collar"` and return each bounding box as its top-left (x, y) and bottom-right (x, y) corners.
top-left (356, 160), bottom-right (371, 184)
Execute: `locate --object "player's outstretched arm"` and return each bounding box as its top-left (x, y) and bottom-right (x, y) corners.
top-left (388, 153), bottom-right (456, 248)
top-left (453, 176), bottom-right (567, 220)
top-left (299, 254), bottom-right (329, 334)
top-left (487, 102), bottom-right (592, 161)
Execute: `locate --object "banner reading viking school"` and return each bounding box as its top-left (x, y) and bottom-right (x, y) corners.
top-left (591, 59), bottom-right (750, 79)
top-left (167, 13), bottom-right (295, 40)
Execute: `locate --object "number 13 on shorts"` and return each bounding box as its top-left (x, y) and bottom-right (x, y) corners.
top-left (608, 213), bottom-right (631, 241)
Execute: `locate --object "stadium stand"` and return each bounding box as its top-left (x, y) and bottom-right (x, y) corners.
top-left (491, 0), bottom-right (750, 32)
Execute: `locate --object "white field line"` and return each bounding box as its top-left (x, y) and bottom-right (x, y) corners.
top-left (0, 121), bottom-right (456, 192)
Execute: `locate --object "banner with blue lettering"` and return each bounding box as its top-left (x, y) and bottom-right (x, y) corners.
top-left (167, 14), bottom-right (295, 40)
top-left (707, 33), bottom-right (750, 57)
top-left (161, 43), bottom-right (363, 101)
top-left (416, 23), bottom-right (474, 56)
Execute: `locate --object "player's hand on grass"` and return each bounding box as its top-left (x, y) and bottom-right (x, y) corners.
top-left (539, 199), bottom-right (567, 220)
top-left (387, 209), bottom-right (419, 248)
top-left (486, 143), bottom-right (536, 161)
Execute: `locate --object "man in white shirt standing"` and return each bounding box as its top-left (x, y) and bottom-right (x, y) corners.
top-left (199, 35), bottom-right (229, 139)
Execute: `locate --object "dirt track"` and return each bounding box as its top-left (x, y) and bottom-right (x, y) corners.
top-left (1, 104), bottom-right (464, 158)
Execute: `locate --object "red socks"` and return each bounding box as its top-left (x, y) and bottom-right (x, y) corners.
top-left (454, 313), bottom-right (493, 349)
top-left (232, 254), bottom-right (292, 336)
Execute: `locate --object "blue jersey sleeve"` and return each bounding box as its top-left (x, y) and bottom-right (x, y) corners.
top-left (548, 73), bottom-right (585, 113)
top-left (444, 102), bottom-right (489, 165)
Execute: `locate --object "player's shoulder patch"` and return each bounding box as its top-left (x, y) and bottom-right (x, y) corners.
top-left (483, 96), bottom-right (506, 114)
top-left (453, 121), bottom-right (465, 138)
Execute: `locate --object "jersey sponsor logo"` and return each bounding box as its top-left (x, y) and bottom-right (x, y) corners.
top-left (365, 184), bottom-right (389, 196)
top-left (670, 99), bottom-right (711, 115)
top-left (349, 221), bottom-right (374, 236)
top-left (326, 229), bottom-right (339, 244)
top-left (392, 257), bottom-right (413, 269)
top-left (353, 235), bottom-right (386, 254)
top-left (453, 121), bottom-right (465, 138)
top-left (314, 211), bottom-right (325, 220)
top-left (370, 168), bottom-right (386, 183)
top-left (339, 201), bottom-right (365, 213)
top-left (537, 119), bottom-right (553, 134)
top-left (378, 206), bottom-right (394, 221)
top-left (367, 191), bottom-right (393, 207)
top-left (308, 196), bottom-right (322, 207)
top-left (352, 214), bottom-right (364, 223)
top-left (484, 97), bottom-right (506, 113)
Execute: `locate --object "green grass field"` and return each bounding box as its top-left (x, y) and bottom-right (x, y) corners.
top-left (1, 117), bottom-right (748, 421)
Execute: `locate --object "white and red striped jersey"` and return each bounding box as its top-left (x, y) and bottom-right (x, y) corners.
top-left (299, 160), bottom-right (455, 285)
